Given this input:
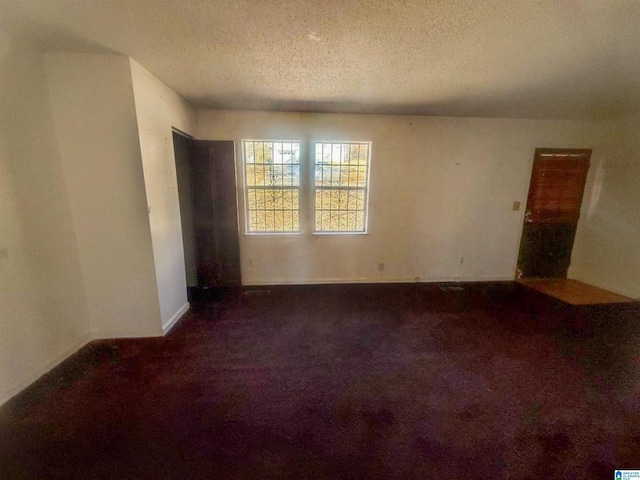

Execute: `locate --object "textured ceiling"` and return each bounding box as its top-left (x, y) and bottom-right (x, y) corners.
top-left (2, 0), bottom-right (640, 119)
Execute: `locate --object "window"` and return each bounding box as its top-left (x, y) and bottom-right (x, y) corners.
top-left (243, 140), bottom-right (300, 233)
top-left (241, 139), bottom-right (371, 234)
top-left (314, 142), bottom-right (371, 233)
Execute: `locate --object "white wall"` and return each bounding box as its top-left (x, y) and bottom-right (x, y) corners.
top-left (197, 110), bottom-right (616, 286)
top-left (571, 114), bottom-right (640, 298)
top-left (0, 36), bottom-right (91, 404)
top-left (129, 59), bottom-right (196, 332)
top-left (44, 53), bottom-right (163, 338)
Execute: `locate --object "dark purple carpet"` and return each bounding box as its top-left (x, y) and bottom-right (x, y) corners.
top-left (1, 283), bottom-right (639, 479)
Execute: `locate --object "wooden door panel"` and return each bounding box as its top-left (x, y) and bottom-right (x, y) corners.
top-left (191, 140), bottom-right (241, 288)
top-left (173, 132), bottom-right (198, 288)
top-left (208, 141), bottom-right (241, 287)
top-left (517, 148), bottom-right (591, 279)
top-left (191, 142), bottom-right (219, 287)
top-left (518, 223), bottom-right (578, 278)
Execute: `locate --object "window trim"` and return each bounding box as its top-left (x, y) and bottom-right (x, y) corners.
top-left (311, 140), bottom-right (372, 235)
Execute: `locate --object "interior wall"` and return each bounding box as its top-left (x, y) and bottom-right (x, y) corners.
top-left (0, 35), bottom-right (90, 405)
top-left (571, 114), bottom-right (640, 298)
top-left (197, 110), bottom-right (612, 286)
top-left (44, 52), bottom-right (163, 338)
top-left (129, 59), bottom-right (196, 332)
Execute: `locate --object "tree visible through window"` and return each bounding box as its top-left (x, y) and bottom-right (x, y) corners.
top-left (314, 142), bottom-right (370, 232)
top-left (243, 140), bottom-right (300, 233)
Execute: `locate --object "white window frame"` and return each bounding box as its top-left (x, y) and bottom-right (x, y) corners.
top-left (241, 139), bottom-right (302, 235)
top-left (312, 141), bottom-right (372, 235)
top-left (240, 139), bottom-right (372, 235)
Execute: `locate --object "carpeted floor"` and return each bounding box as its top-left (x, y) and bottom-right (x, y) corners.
top-left (1, 282), bottom-right (639, 479)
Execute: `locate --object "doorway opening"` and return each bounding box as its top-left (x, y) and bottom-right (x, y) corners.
top-left (172, 132), bottom-right (241, 302)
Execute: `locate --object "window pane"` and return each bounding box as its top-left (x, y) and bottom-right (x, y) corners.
top-left (314, 142), bottom-right (370, 232)
top-left (282, 190), bottom-right (294, 210)
top-left (274, 190), bottom-right (284, 209)
top-left (336, 166), bottom-right (352, 186)
top-left (347, 190), bottom-right (364, 210)
top-left (259, 189), bottom-right (267, 210)
top-left (347, 212), bottom-right (357, 230)
top-left (316, 165), bottom-right (368, 187)
top-left (315, 145), bottom-right (325, 164)
top-left (358, 144), bottom-right (368, 165)
top-left (254, 211), bottom-right (266, 230)
top-left (246, 142), bottom-right (255, 163)
top-left (254, 142), bottom-right (272, 164)
top-left (321, 211), bottom-right (331, 230)
top-left (274, 210), bottom-right (283, 231)
top-left (338, 190), bottom-right (348, 209)
top-left (356, 166), bottom-right (368, 187)
top-left (264, 210), bottom-right (275, 231)
top-left (272, 142), bottom-right (283, 163)
top-left (244, 140), bottom-right (300, 233)
top-left (284, 164), bottom-right (300, 186)
top-left (329, 211), bottom-right (338, 230)
top-left (255, 189), bottom-right (291, 211)
top-left (245, 165), bottom-right (255, 186)
top-left (262, 164), bottom-right (299, 187)
top-left (338, 212), bottom-right (348, 230)
top-left (358, 190), bottom-right (366, 209)
top-left (284, 211), bottom-right (293, 231)
top-left (253, 164), bottom-right (270, 186)
top-left (315, 165), bottom-right (329, 186)
top-left (263, 190), bottom-right (274, 210)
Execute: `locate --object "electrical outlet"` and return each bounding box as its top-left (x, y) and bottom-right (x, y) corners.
top-left (378, 262), bottom-right (385, 271)
top-left (512, 201), bottom-right (521, 211)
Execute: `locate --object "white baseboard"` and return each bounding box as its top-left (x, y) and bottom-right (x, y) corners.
top-left (0, 332), bottom-right (92, 408)
top-left (162, 302), bottom-right (189, 335)
top-left (242, 276), bottom-right (515, 286)
top-left (1, 303), bottom-right (190, 408)
top-left (91, 329), bottom-right (164, 340)
top-left (90, 303), bottom-right (190, 340)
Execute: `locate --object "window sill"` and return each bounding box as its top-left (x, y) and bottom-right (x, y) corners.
top-left (312, 231), bottom-right (369, 236)
top-left (244, 232), bottom-right (302, 236)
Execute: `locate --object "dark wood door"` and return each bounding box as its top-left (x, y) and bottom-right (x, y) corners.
top-left (517, 148), bottom-right (591, 279)
top-left (191, 140), bottom-right (241, 287)
top-left (172, 131), bottom-right (198, 288)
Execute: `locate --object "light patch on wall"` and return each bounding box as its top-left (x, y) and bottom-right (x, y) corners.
top-left (0, 30), bottom-right (12, 60)
top-left (0, 29), bottom-right (14, 97)
top-left (306, 32), bottom-right (322, 42)
top-left (585, 159), bottom-right (604, 221)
